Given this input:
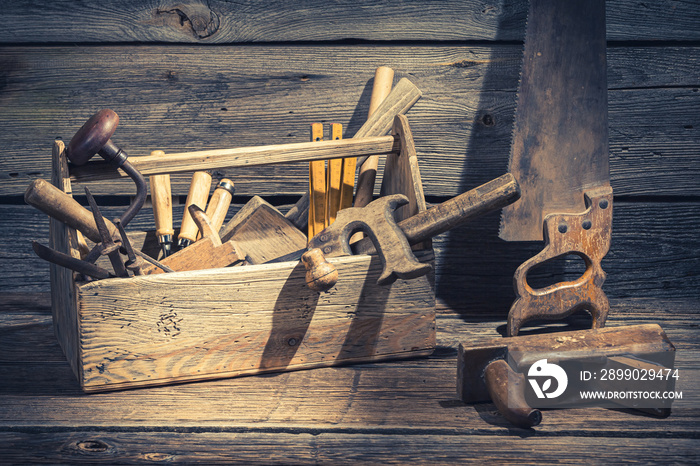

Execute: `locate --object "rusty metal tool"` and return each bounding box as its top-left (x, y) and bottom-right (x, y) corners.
top-left (83, 186), bottom-right (129, 277)
top-left (32, 241), bottom-right (114, 280)
top-left (66, 109), bottom-right (147, 229)
top-left (114, 219), bottom-right (148, 275)
top-left (498, 0), bottom-right (613, 336)
top-left (141, 205), bottom-right (244, 275)
top-left (149, 150), bottom-right (175, 258)
top-left (457, 324), bottom-right (676, 428)
top-left (178, 170), bottom-right (213, 249)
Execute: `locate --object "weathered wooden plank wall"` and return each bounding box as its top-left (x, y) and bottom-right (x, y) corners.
top-left (1, 0), bottom-right (698, 313)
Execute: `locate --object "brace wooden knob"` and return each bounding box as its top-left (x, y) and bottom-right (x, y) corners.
top-left (66, 109), bottom-right (122, 166)
top-left (301, 248), bottom-right (338, 292)
top-left (484, 359), bottom-right (542, 428)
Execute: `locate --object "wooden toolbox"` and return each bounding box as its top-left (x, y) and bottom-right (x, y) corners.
top-left (47, 117), bottom-right (436, 393)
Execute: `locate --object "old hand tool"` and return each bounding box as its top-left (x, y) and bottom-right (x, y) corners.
top-left (149, 150), bottom-right (175, 257)
top-left (66, 109), bottom-right (147, 228)
top-left (114, 219), bottom-right (147, 275)
top-left (308, 172), bottom-right (520, 286)
top-left (32, 241), bottom-right (114, 280)
top-left (498, 0), bottom-right (613, 336)
top-left (25, 178), bottom-right (173, 274)
top-left (285, 75), bottom-right (420, 231)
top-left (457, 324), bottom-right (676, 428)
top-left (178, 170), bottom-right (213, 249)
top-left (141, 205), bottom-right (244, 274)
top-left (83, 186), bottom-right (129, 277)
top-left (200, 178), bottom-right (235, 239)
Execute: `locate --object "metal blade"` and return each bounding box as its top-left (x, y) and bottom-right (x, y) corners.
top-left (499, 0), bottom-right (609, 241)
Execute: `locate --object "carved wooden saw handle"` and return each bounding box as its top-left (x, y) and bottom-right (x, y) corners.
top-left (507, 185), bottom-right (613, 336)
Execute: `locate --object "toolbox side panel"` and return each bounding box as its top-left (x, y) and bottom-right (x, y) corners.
top-left (75, 253), bottom-right (435, 392)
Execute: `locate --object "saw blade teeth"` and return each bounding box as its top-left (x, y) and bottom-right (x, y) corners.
top-left (498, 1), bottom-right (530, 238)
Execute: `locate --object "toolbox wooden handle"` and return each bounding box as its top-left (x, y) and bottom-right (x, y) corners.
top-left (68, 135), bottom-right (400, 183)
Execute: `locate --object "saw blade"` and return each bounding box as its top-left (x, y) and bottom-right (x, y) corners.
top-left (499, 0), bottom-right (609, 242)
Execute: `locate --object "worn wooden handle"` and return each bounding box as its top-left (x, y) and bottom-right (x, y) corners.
top-left (149, 150), bottom-right (174, 238)
top-left (66, 109), bottom-right (119, 166)
top-left (484, 359), bottom-right (542, 428)
top-left (354, 66), bottom-right (396, 208)
top-left (24, 179), bottom-right (118, 243)
top-left (178, 171), bottom-right (213, 245)
top-left (198, 178), bottom-right (234, 240)
top-left (301, 248), bottom-right (338, 292)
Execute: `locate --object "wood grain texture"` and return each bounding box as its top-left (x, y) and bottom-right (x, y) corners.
top-left (0, 45), bottom-right (696, 197)
top-left (74, 253), bottom-right (435, 391)
top-left (0, 431), bottom-right (698, 464)
top-left (0, 0), bottom-right (699, 43)
top-left (0, 294), bottom-right (697, 439)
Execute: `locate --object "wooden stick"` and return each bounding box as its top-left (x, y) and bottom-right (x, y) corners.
top-left (309, 123), bottom-right (326, 238)
top-left (326, 123), bottom-right (343, 225)
top-left (68, 135), bottom-right (399, 182)
top-left (353, 66), bottom-right (396, 208)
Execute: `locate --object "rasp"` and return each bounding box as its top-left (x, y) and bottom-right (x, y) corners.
top-left (498, 0), bottom-right (613, 335)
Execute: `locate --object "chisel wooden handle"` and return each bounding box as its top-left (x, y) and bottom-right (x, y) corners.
top-left (353, 66), bottom-right (395, 208)
top-left (25, 179), bottom-right (118, 243)
top-left (149, 150), bottom-right (174, 256)
top-left (198, 178), bottom-right (234, 240)
top-left (178, 170), bottom-right (212, 248)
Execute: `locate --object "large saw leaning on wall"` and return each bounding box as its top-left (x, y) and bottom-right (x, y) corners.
top-left (499, 0), bottom-right (613, 336)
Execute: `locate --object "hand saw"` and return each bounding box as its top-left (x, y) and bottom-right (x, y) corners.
top-left (498, 0), bottom-right (613, 336)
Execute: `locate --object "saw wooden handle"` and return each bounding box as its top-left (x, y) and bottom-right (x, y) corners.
top-left (25, 179), bottom-right (118, 243)
top-left (507, 186), bottom-right (613, 336)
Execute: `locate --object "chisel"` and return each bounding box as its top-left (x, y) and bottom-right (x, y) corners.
top-left (197, 178), bottom-right (234, 241)
top-left (177, 170), bottom-right (213, 249)
top-left (149, 150), bottom-right (174, 257)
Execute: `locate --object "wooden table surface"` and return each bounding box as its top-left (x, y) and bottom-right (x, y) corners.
top-left (1, 292), bottom-right (698, 464)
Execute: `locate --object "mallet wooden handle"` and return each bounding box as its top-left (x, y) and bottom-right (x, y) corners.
top-left (353, 66), bottom-right (396, 208)
top-left (149, 150), bottom-right (174, 256)
top-left (178, 170), bottom-right (212, 248)
top-left (25, 179), bottom-right (118, 243)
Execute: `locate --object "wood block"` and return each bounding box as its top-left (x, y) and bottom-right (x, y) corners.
top-left (221, 196), bottom-right (307, 265)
